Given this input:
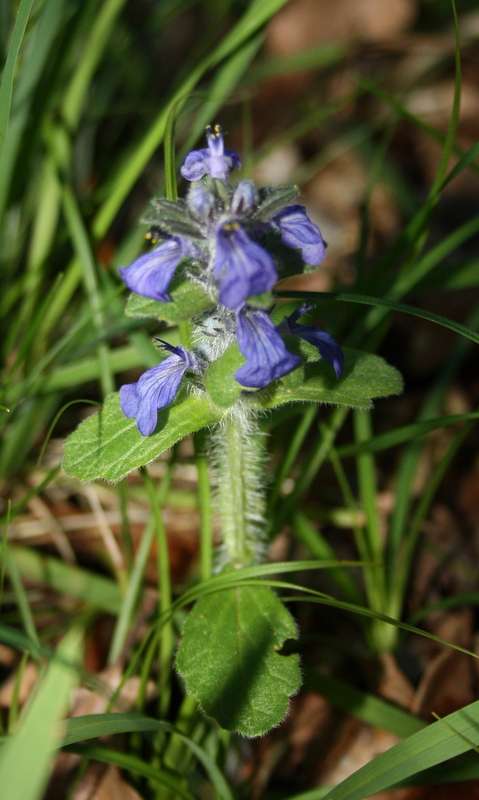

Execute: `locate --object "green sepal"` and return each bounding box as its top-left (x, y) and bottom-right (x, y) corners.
top-left (251, 349), bottom-right (403, 410)
top-left (204, 344), bottom-right (244, 408)
top-left (254, 185), bottom-right (299, 221)
top-left (63, 391), bottom-right (223, 483)
top-left (176, 585), bottom-right (301, 737)
top-left (125, 269), bottom-right (214, 323)
top-left (142, 198), bottom-right (203, 239)
top-left (246, 290), bottom-right (274, 310)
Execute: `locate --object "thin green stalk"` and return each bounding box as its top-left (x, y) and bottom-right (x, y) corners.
top-left (108, 518), bottom-right (156, 665)
top-left (195, 432), bottom-right (213, 582)
top-left (143, 467), bottom-right (173, 716)
top-left (391, 420), bottom-right (473, 620)
top-left (292, 512), bottom-right (360, 602)
top-left (7, 652), bottom-right (28, 732)
top-left (6, 551), bottom-right (39, 647)
top-left (274, 407), bottom-right (348, 530)
top-left (269, 404), bottom-right (317, 511)
top-left (353, 411), bottom-right (385, 600)
top-left (61, 184), bottom-right (114, 398)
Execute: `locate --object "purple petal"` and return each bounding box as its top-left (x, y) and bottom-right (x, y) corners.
top-left (180, 126), bottom-right (240, 182)
top-left (120, 348), bottom-right (193, 436)
top-left (119, 383), bottom-right (139, 418)
top-left (289, 321), bottom-right (344, 378)
top-left (235, 308), bottom-right (300, 389)
top-left (180, 149), bottom-right (209, 181)
top-left (119, 238), bottom-right (188, 301)
top-left (273, 204), bottom-right (327, 266)
top-left (214, 224), bottom-right (277, 310)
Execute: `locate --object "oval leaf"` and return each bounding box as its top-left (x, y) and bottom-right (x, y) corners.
top-left (125, 272), bottom-right (214, 323)
top-left (63, 391), bottom-right (222, 482)
top-left (252, 349), bottom-right (403, 410)
top-left (176, 585), bottom-right (301, 737)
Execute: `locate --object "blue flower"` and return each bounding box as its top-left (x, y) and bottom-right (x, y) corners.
top-left (287, 306), bottom-right (343, 378)
top-left (119, 236), bottom-right (197, 302)
top-left (235, 307), bottom-right (300, 389)
top-left (273, 204), bottom-right (327, 266)
top-left (214, 223), bottom-right (277, 310)
top-left (120, 342), bottom-right (199, 436)
top-left (181, 124), bottom-right (240, 182)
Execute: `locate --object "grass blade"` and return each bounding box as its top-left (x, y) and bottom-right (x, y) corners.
top-left (0, 628), bottom-right (82, 800)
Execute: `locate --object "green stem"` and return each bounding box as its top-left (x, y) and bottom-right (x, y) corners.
top-left (143, 466), bottom-right (173, 716)
top-left (195, 432), bottom-right (213, 581)
top-left (212, 407), bottom-right (266, 568)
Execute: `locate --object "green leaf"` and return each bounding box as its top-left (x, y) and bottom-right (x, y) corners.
top-left (0, 628), bottom-right (82, 800)
top-left (176, 585), bottom-right (301, 737)
top-left (63, 391), bottom-right (222, 482)
top-left (0, 0), bottom-right (36, 152)
top-left (204, 344), bottom-right (244, 408)
top-left (318, 697), bottom-right (479, 800)
top-left (125, 272), bottom-right (214, 323)
top-left (253, 349), bottom-right (403, 410)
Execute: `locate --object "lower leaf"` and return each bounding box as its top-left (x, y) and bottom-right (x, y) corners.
top-left (176, 585), bottom-right (301, 737)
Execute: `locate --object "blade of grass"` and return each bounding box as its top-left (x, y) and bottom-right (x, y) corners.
top-left (0, 0), bottom-right (36, 151)
top-left (0, 627), bottom-right (82, 800)
top-left (305, 672), bottom-right (425, 738)
top-left (274, 290), bottom-right (479, 346)
top-left (63, 713), bottom-right (234, 799)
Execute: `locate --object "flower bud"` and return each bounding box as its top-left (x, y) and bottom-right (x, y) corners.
top-left (231, 180), bottom-right (258, 215)
top-left (187, 184), bottom-right (215, 221)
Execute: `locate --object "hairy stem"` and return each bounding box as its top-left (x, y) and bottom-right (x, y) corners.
top-left (211, 405), bottom-right (267, 568)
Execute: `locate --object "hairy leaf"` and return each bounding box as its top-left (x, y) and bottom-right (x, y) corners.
top-left (125, 271), bottom-right (214, 323)
top-left (204, 344), bottom-right (244, 408)
top-left (176, 585), bottom-right (301, 737)
top-left (63, 391), bottom-right (222, 482)
top-left (253, 349), bottom-right (403, 410)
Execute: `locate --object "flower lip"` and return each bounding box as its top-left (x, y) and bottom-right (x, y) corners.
top-left (273, 204), bottom-right (327, 266)
top-left (120, 343), bottom-right (199, 436)
top-left (286, 305), bottom-right (344, 379)
top-left (235, 307), bottom-right (300, 389)
top-left (119, 236), bottom-right (198, 303)
top-left (214, 223), bottom-right (277, 311)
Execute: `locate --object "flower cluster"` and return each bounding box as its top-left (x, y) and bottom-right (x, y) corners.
top-left (119, 124), bottom-right (343, 435)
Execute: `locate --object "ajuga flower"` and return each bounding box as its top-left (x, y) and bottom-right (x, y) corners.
top-left (235, 307), bottom-right (300, 388)
top-left (181, 124), bottom-right (240, 182)
top-left (120, 342), bottom-right (200, 436)
top-left (214, 223), bottom-right (277, 311)
top-left (273, 205), bottom-right (327, 266)
top-left (286, 306), bottom-right (344, 378)
top-left (118, 123), bottom-right (343, 434)
top-left (119, 237), bottom-right (198, 302)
